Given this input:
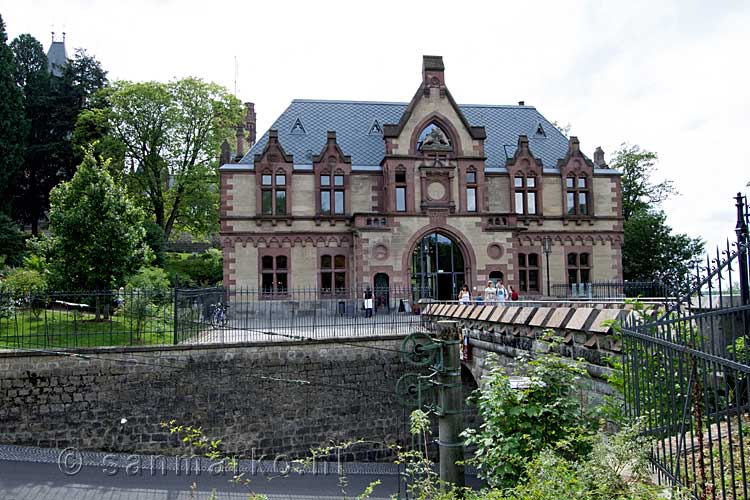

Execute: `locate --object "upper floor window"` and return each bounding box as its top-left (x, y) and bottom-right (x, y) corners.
top-left (466, 170), bottom-right (477, 212)
top-left (320, 172), bottom-right (345, 215)
top-left (261, 171), bottom-right (286, 215)
top-left (514, 174), bottom-right (538, 215)
top-left (518, 252), bottom-right (540, 293)
top-left (417, 123), bottom-right (452, 152)
top-left (321, 254), bottom-right (347, 296)
top-left (567, 252), bottom-right (591, 285)
top-left (395, 169), bottom-right (407, 212)
top-left (261, 254), bottom-right (288, 296)
top-left (566, 175), bottom-right (589, 216)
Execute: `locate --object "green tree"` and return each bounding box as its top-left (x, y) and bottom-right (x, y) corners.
top-left (611, 144), bottom-right (703, 291)
top-left (90, 78), bottom-right (242, 240)
top-left (10, 39), bottom-right (107, 234)
top-left (46, 149), bottom-right (149, 292)
top-left (0, 213), bottom-right (25, 267)
top-left (0, 15), bottom-right (27, 215)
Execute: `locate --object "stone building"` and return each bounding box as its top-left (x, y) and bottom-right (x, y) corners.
top-left (220, 55), bottom-right (623, 299)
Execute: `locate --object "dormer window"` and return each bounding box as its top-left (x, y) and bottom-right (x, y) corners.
top-left (369, 119), bottom-right (383, 135)
top-left (566, 174), bottom-right (589, 216)
top-left (260, 171), bottom-right (287, 215)
top-left (320, 171), bottom-right (346, 215)
top-left (534, 122), bottom-right (546, 138)
top-left (417, 123), bottom-right (452, 152)
top-left (290, 117), bottom-right (306, 135)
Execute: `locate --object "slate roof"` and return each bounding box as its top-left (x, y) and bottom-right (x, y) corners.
top-left (46, 41), bottom-right (68, 77)
top-left (241, 99), bottom-right (572, 168)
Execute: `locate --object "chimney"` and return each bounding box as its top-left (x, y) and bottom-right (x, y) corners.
top-left (235, 125), bottom-right (245, 159)
top-left (518, 101), bottom-right (525, 106)
top-left (245, 102), bottom-right (256, 147)
top-left (593, 146), bottom-right (607, 168)
top-left (422, 55), bottom-right (445, 95)
top-left (219, 139), bottom-right (232, 165)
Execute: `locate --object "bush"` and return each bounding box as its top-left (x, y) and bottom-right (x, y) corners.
top-left (126, 266), bottom-right (170, 291)
top-left (0, 267), bottom-right (47, 296)
top-left (166, 249), bottom-right (222, 287)
top-left (462, 341), bottom-right (598, 488)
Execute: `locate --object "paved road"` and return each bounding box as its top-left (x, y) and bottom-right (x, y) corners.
top-left (0, 446), bottom-right (482, 499)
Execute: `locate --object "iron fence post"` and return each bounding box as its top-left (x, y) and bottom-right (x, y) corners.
top-left (436, 320), bottom-right (465, 488)
top-left (173, 287), bottom-right (179, 345)
top-left (736, 192), bottom-right (749, 306)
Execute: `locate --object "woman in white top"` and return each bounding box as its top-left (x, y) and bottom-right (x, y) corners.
top-left (484, 281), bottom-right (496, 302)
top-left (458, 285), bottom-right (471, 304)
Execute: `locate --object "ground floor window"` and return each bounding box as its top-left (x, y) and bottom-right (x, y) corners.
top-left (518, 252), bottom-right (539, 293)
top-left (321, 254), bottom-right (347, 296)
top-left (260, 254), bottom-right (288, 296)
top-left (567, 252), bottom-right (591, 284)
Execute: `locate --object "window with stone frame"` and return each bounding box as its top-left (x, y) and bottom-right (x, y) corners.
top-left (565, 174), bottom-right (590, 216)
top-left (320, 254), bottom-right (347, 296)
top-left (260, 170), bottom-right (287, 215)
top-left (320, 171), bottom-right (346, 215)
top-left (260, 254), bottom-right (289, 296)
top-left (465, 169), bottom-right (478, 212)
top-left (514, 173), bottom-right (538, 215)
top-left (395, 168), bottom-right (407, 212)
top-left (517, 252), bottom-right (540, 293)
top-left (567, 252), bottom-right (591, 285)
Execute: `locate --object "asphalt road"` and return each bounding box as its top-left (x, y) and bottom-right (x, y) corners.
top-left (0, 459), bottom-right (403, 499)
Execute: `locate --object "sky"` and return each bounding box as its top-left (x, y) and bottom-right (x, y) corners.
top-left (2, 0), bottom-right (749, 255)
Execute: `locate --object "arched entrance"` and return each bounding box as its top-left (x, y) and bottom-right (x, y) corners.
top-left (411, 232), bottom-right (466, 300)
top-left (373, 273), bottom-right (389, 312)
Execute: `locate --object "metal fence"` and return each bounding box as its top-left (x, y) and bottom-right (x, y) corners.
top-left (622, 192), bottom-right (750, 500)
top-left (0, 286), bottom-right (426, 350)
top-left (551, 280), bottom-right (674, 299)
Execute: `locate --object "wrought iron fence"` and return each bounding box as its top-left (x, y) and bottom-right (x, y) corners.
top-left (621, 192), bottom-right (750, 499)
top-left (0, 286), bottom-right (427, 350)
top-left (551, 280), bottom-right (674, 299)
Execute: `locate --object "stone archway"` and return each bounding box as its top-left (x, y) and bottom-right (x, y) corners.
top-left (411, 232), bottom-right (467, 300)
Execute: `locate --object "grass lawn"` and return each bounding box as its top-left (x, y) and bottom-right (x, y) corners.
top-left (0, 307), bottom-right (176, 349)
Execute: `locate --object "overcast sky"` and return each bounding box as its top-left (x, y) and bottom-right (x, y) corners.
top-left (3, 0), bottom-right (749, 254)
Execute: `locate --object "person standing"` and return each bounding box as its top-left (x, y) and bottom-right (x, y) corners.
top-left (363, 287), bottom-right (374, 318)
top-left (484, 281), bottom-right (496, 303)
top-left (458, 285), bottom-right (471, 304)
top-left (496, 279), bottom-right (508, 303)
top-left (509, 285), bottom-right (519, 301)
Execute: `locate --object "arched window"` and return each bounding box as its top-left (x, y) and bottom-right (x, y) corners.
top-left (417, 123), bottom-right (452, 151)
top-left (566, 174), bottom-right (589, 216)
top-left (514, 173), bottom-right (538, 215)
top-left (567, 252), bottom-right (591, 285)
top-left (260, 170), bottom-right (287, 215)
top-left (320, 170), bottom-right (345, 215)
top-left (321, 254), bottom-right (347, 296)
top-left (517, 253), bottom-right (539, 293)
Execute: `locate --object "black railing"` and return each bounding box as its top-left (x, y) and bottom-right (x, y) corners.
top-left (551, 280), bottom-right (674, 299)
top-left (0, 286), bottom-right (427, 350)
top-left (621, 191), bottom-right (750, 500)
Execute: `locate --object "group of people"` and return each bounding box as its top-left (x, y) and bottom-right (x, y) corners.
top-left (457, 280), bottom-right (519, 304)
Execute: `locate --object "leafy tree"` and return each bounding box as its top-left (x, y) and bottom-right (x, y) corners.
top-left (0, 15), bottom-right (27, 215)
top-left (612, 144), bottom-right (676, 221)
top-left (0, 213), bottom-right (25, 267)
top-left (10, 38), bottom-right (107, 234)
top-left (46, 149), bottom-right (149, 292)
top-left (623, 210), bottom-right (704, 288)
top-left (611, 144), bottom-right (703, 291)
top-left (90, 78), bottom-right (242, 240)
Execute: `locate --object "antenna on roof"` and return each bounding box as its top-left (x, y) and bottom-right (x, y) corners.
top-left (233, 56), bottom-right (238, 97)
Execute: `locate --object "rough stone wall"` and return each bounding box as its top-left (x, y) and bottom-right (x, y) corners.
top-left (0, 338), bottom-right (411, 459)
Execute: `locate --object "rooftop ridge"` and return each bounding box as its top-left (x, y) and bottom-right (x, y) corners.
top-left (290, 98), bottom-right (536, 109)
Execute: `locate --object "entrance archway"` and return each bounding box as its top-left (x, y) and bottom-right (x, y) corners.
top-left (373, 273), bottom-right (389, 312)
top-left (411, 232), bottom-right (466, 300)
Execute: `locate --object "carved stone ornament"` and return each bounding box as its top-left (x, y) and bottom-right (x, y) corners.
top-left (420, 127), bottom-right (452, 152)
